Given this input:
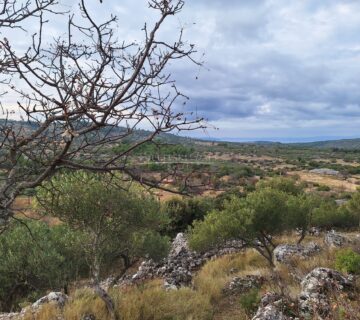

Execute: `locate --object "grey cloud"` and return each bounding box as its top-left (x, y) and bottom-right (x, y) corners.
top-left (5, 0), bottom-right (360, 140)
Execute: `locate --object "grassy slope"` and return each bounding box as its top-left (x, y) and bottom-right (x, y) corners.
top-left (29, 233), bottom-right (360, 320)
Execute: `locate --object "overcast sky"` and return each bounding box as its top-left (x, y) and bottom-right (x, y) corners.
top-left (5, 0), bottom-right (360, 142)
top-left (165, 0), bottom-right (360, 141)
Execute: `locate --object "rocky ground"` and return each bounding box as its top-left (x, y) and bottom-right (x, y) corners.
top-left (1, 230), bottom-right (359, 320)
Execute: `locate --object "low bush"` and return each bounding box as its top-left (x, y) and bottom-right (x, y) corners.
top-left (317, 185), bottom-right (331, 192)
top-left (0, 221), bottom-right (88, 312)
top-left (239, 289), bottom-right (261, 316)
top-left (335, 249), bottom-right (360, 275)
top-left (162, 196), bottom-right (214, 237)
top-left (312, 202), bottom-right (358, 229)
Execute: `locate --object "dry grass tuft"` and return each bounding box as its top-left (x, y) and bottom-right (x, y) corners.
top-left (62, 288), bottom-right (111, 320)
top-left (113, 280), bottom-right (213, 320)
top-left (23, 304), bottom-right (60, 320)
top-left (194, 250), bottom-right (268, 303)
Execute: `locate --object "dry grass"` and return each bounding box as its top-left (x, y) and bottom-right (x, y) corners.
top-left (26, 236), bottom-right (360, 320)
top-left (63, 289), bottom-right (111, 320)
top-left (23, 304), bottom-right (60, 320)
top-left (194, 250), bottom-right (268, 304)
top-left (114, 280), bottom-right (213, 320)
top-left (12, 196), bottom-right (61, 226)
top-left (290, 171), bottom-right (358, 192)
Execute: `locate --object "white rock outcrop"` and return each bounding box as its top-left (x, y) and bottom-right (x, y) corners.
top-left (299, 268), bottom-right (353, 318)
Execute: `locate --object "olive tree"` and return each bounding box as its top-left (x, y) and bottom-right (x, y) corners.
top-left (0, 220), bottom-right (87, 312)
top-left (36, 171), bottom-right (170, 318)
top-left (189, 188), bottom-right (289, 267)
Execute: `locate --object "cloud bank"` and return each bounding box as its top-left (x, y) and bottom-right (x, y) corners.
top-left (4, 0), bottom-right (360, 141)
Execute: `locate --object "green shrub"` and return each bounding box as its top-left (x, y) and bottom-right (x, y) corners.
top-left (239, 289), bottom-right (261, 315)
top-left (335, 249), bottom-right (360, 274)
top-left (0, 221), bottom-right (88, 311)
top-left (317, 185), bottom-right (331, 192)
top-left (162, 196), bottom-right (214, 237)
top-left (256, 176), bottom-right (303, 195)
top-left (312, 201), bottom-right (358, 229)
top-left (36, 172), bottom-right (170, 283)
top-left (189, 188), bottom-right (290, 266)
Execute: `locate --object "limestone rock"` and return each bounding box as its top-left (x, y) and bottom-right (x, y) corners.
top-left (0, 292), bottom-right (67, 320)
top-left (274, 242), bottom-right (321, 263)
top-left (125, 233), bottom-right (245, 289)
top-left (32, 292), bottom-right (68, 309)
top-left (324, 230), bottom-right (350, 247)
top-left (169, 233), bottom-right (188, 257)
top-left (299, 268), bottom-right (353, 318)
top-left (310, 168), bottom-right (340, 176)
top-left (252, 292), bottom-right (296, 320)
top-left (0, 313), bottom-right (21, 320)
top-left (308, 227), bottom-right (321, 237)
top-left (223, 275), bottom-right (265, 295)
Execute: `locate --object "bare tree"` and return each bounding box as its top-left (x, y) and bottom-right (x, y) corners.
top-left (0, 0), bottom-right (204, 225)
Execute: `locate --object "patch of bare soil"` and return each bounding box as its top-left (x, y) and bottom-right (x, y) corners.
top-left (289, 171), bottom-right (359, 192)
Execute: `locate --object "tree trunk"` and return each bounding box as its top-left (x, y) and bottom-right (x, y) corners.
top-left (254, 245), bottom-right (275, 268)
top-left (92, 251), bottom-right (118, 320)
top-left (94, 284), bottom-right (118, 320)
top-left (297, 228), bottom-right (306, 244)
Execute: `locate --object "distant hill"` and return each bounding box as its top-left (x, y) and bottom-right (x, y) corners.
top-left (293, 138), bottom-right (360, 150)
top-left (0, 119), bottom-right (195, 145)
top-left (202, 136), bottom-right (360, 150)
top-left (4, 119), bottom-right (360, 149)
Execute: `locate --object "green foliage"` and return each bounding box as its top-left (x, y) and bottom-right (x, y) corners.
top-left (286, 194), bottom-right (322, 238)
top-left (311, 200), bottom-right (358, 229)
top-left (162, 196), bottom-right (214, 237)
top-left (346, 189), bottom-right (360, 226)
top-left (216, 164), bottom-right (257, 179)
top-left (335, 249), bottom-right (360, 274)
top-left (0, 221), bottom-right (87, 311)
top-left (112, 141), bottom-right (194, 157)
top-left (256, 176), bottom-right (303, 195)
top-left (189, 187), bottom-right (290, 265)
top-left (245, 187), bottom-right (289, 234)
top-left (146, 162), bottom-right (168, 171)
top-left (36, 172), bottom-right (170, 281)
top-left (189, 176), bottom-right (350, 264)
top-left (317, 184), bottom-right (331, 192)
top-left (213, 188), bottom-right (245, 210)
top-left (239, 289), bottom-right (261, 315)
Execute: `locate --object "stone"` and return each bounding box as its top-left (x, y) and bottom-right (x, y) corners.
top-left (310, 168), bottom-right (340, 176)
top-left (308, 227), bottom-right (321, 237)
top-left (324, 230), bottom-right (350, 247)
top-left (31, 292), bottom-right (68, 309)
top-left (252, 292), bottom-right (296, 320)
top-left (0, 292), bottom-right (68, 320)
top-left (0, 313), bottom-right (20, 320)
top-left (335, 199), bottom-right (348, 206)
top-left (273, 242), bottom-right (321, 263)
top-left (122, 233), bottom-right (245, 289)
top-left (169, 233), bottom-right (188, 257)
top-left (223, 275), bottom-right (265, 295)
top-left (163, 281), bottom-right (178, 291)
top-left (299, 268), bottom-right (353, 318)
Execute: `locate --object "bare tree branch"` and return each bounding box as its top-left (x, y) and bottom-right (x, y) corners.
top-left (0, 0), bottom-right (205, 224)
